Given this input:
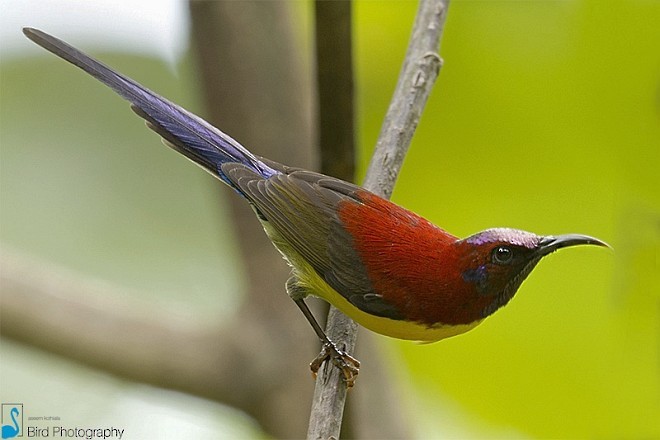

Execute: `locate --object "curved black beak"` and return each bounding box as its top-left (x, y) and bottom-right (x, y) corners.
top-left (536, 234), bottom-right (611, 257)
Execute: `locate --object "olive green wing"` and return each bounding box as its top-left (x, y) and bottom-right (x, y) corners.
top-left (221, 162), bottom-right (404, 321)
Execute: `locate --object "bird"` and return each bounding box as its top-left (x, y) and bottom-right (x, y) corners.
top-left (23, 28), bottom-right (609, 387)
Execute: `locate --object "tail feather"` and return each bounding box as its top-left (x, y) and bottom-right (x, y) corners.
top-left (22, 27), bottom-right (276, 182)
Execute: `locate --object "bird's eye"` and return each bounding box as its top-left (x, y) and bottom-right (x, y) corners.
top-left (492, 246), bottom-right (514, 265)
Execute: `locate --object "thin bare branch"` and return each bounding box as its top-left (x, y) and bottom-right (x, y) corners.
top-left (364, 0), bottom-right (449, 198)
top-left (308, 0), bottom-right (450, 438)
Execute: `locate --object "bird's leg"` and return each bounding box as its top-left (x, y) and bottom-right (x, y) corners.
top-left (293, 298), bottom-right (360, 388)
top-left (287, 277), bottom-right (360, 387)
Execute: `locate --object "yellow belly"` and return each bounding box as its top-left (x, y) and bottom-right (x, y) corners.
top-left (298, 261), bottom-right (483, 342)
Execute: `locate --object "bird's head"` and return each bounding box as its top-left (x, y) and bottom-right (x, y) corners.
top-left (456, 228), bottom-right (610, 318)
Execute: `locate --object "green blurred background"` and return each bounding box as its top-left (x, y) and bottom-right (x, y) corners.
top-left (1, 0), bottom-right (658, 438)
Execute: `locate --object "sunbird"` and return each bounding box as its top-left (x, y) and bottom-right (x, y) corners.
top-left (24, 28), bottom-right (609, 387)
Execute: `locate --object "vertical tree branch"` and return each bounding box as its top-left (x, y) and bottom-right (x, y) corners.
top-left (315, 1), bottom-right (355, 181)
top-left (364, 0), bottom-right (449, 198)
top-left (308, 2), bottom-right (357, 438)
top-left (308, 0), bottom-right (450, 439)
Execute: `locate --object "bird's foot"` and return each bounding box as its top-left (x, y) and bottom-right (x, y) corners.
top-left (310, 341), bottom-right (360, 388)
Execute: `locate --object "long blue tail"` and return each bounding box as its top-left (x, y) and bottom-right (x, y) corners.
top-left (22, 28), bottom-right (277, 184)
